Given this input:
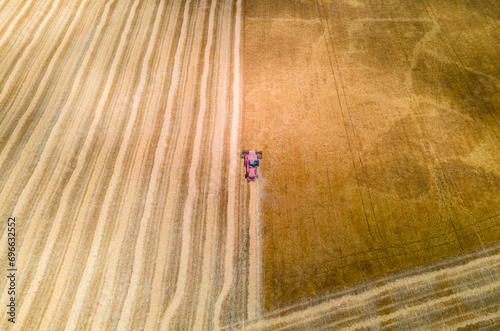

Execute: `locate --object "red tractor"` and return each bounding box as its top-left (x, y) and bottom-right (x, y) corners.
top-left (241, 150), bottom-right (262, 181)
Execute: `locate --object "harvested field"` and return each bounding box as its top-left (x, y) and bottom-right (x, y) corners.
top-left (0, 0), bottom-right (246, 329)
top-left (0, 0), bottom-right (499, 329)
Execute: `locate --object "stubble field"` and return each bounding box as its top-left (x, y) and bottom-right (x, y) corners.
top-left (0, 0), bottom-right (247, 329)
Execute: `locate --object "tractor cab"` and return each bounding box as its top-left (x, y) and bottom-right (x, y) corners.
top-left (241, 150), bottom-right (262, 181)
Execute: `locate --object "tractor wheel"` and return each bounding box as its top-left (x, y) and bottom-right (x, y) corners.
top-left (245, 174), bottom-right (248, 178)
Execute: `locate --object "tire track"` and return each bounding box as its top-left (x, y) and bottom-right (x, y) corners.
top-left (247, 176), bottom-right (263, 322)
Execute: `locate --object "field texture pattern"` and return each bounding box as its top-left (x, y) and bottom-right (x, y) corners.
top-left (1, 0), bottom-right (500, 330)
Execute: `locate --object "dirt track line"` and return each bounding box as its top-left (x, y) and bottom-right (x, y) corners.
top-left (213, 0), bottom-right (242, 328)
top-left (264, 242), bottom-right (500, 319)
top-left (241, 250), bottom-right (500, 330)
top-left (247, 177), bottom-right (263, 321)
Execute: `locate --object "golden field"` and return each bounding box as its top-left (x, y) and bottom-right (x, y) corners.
top-left (243, 0), bottom-right (500, 321)
top-left (0, 0), bottom-right (499, 329)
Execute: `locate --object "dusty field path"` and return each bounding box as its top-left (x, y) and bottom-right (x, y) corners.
top-left (0, 0), bottom-right (247, 329)
top-left (246, 178), bottom-right (263, 322)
